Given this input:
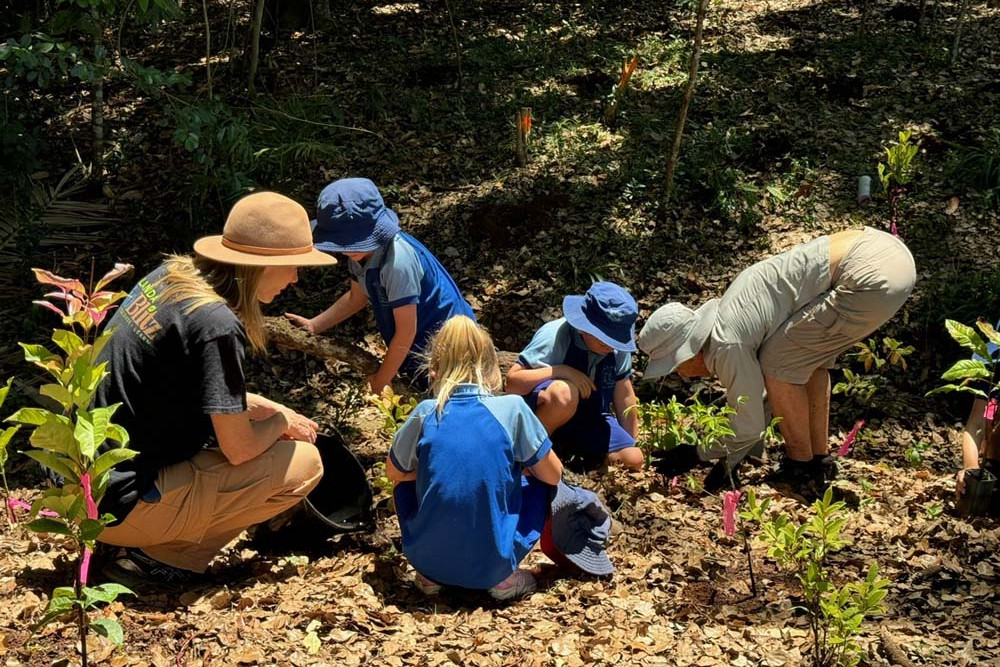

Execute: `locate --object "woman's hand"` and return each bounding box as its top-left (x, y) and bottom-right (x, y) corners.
top-left (279, 408), bottom-right (319, 444)
top-left (283, 312), bottom-right (316, 334)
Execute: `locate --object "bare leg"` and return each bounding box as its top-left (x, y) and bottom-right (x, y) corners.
top-left (534, 380), bottom-right (578, 434)
top-left (764, 375), bottom-right (812, 461)
top-left (608, 446), bottom-right (645, 470)
top-left (806, 368), bottom-right (831, 456)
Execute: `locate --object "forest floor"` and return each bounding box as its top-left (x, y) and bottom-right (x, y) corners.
top-left (2, 0), bottom-right (1000, 664)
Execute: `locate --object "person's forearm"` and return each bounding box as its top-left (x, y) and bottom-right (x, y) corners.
top-left (373, 336), bottom-right (412, 389)
top-left (506, 365), bottom-right (562, 395)
top-left (616, 395), bottom-right (639, 438)
top-left (225, 413), bottom-right (288, 466)
top-left (312, 290), bottom-right (366, 333)
top-left (246, 392), bottom-right (284, 420)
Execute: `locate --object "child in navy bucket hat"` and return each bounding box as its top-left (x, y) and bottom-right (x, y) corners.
top-left (506, 282), bottom-right (644, 471)
top-left (285, 178), bottom-right (475, 393)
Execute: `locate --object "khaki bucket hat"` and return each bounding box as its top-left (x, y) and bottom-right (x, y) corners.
top-left (194, 192), bottom-right (337, 267)
top-left (638, 299), bottom-right (720, 379)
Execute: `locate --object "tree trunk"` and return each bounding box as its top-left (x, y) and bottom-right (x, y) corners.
top-left (248, 0), bottom-right (267, 96)
top-left (664, 0), bottom-right (709, 194)
top-left (202, 0), bottom-right (213, 99)
top-left (91, 9), bottom-right (104, 184)
top-left (951, 0), bottom-right (971, 65)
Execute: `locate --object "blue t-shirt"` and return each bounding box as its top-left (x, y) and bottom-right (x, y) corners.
top-left (389, 384), bottom-right (552, 589)
top-left (348, 232), bottom-right (474, 369)
top-left (518, 318), bottom-right (631, 413)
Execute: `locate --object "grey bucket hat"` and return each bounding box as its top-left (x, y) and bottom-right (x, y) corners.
top-left (638, 299), bottom-right (720, 379)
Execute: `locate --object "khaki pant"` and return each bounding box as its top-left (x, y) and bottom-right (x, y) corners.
top-left (759, 227), bottom-right (916, 384)
top-left (100, 440), bottom-right (323, 572)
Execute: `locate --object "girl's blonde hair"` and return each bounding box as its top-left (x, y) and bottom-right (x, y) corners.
top-left (427, 315), bottom-right (502, 415)
top-left (157, 254), bottom-right (267, 351)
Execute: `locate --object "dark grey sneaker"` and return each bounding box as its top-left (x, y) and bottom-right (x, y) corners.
top-left (101, 547), bottom-right (200, 590)
top-left (813, 454), bottom-right (839, 484)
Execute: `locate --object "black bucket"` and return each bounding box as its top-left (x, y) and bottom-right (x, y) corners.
top-left (304, 432), bottom-right (374, 532)
top-left (249, 431), bottom-right (373, 549)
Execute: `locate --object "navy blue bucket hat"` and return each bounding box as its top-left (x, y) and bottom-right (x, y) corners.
top-left (312, 178), bottom-right (401, 253)
top-left (563, 282), bottom-right (638, 352)
top-left (547, 482), bottom-right (614, 576)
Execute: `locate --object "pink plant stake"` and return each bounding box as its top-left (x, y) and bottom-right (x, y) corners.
top-left (669, 476), bottom-right (679, 490)
top-left (838, 419), bottom-right (866, 457)
top-left (79, 474), bottom-right (98, 586)
top-left (723, 490), bottom-right (741, 537)
top-left (889, 221), bottom-right (899, 238)
top-left (8, 498), bottom-right (60, 517)
top-left (984, 399), bottom-right (997, 421)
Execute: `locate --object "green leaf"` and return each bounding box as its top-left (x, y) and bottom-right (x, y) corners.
top-left (925, 383), bottom-right (988, 398)
top-left (0, 377), bottom-right (13, 410)
top-left (20, 343), bottom-right (59, 365)
top-left (39, 383), bottom-right (74, 410)
top-left (945, 319), bottom-right (990, 359)
top-left (23, 449), bottom-right (78, 480)
top-left (27, 517), bottom-right (73, 536)
top-left (104, 423), bottom-right (130, 447)
top-left (941, 359), bottom-right (990, 381)
top-left (75, 407), bottom-right (110, 460)
top-left (51, 328), bottom-right (84, 356)
top-left (91, 446), bottom-right (137, 476)
top-left (7, 407), bottom-right (54, 425)
top-left (30, 418), bottom-right (77, 455)
top-left (977, 319), bottom-right (1000, 347)
top-left (87, 582), bottom-right (134, 601)
top-left (80, 518), bottom-right (105, 542)
top-left (90, 618), bottom-right (125, 646)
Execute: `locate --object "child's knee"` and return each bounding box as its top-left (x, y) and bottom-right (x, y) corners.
top-left (609, 446), bottom-right (645, 470)
top-left (539, 380), bottom-right (579, 412)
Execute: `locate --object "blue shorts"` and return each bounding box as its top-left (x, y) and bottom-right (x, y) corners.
top-left (526, 380), bottom-right (636, 470)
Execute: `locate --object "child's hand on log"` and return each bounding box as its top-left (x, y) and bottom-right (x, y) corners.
top-left (284, 312), bottom-right (317, 334)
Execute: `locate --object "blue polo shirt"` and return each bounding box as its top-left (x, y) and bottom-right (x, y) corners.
top-left (348, 232), bottom-right (474, 370)
top-left (518, 318), bottom-right (632, 413)
top-left (389, 385), bottom-right (553, 589)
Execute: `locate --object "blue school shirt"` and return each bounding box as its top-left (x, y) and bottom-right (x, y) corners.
top-left (389, 384), bottom-right (553, 589)
top-left (518, 318), bottom-right (632, 414)
top-left (347, 232), bottom-right (474, 370)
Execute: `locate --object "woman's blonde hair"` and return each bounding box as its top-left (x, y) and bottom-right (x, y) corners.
top-left (157, 254), bottom-right (267, 351)
top-left (427, 315), bottom-right (502, 415)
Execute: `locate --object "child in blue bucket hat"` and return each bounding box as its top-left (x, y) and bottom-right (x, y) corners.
top-left (285, 178), bottom-right (475, 393)
top-left (506, 282), bottom-right (644, 471)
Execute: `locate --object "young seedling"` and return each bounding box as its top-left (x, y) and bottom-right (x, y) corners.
top-left (368, 386), bottom-right (418, 437)
top-left (877, 130), bottom-right (918, 237)
top-left (4, 263), bottom-right (138, 665)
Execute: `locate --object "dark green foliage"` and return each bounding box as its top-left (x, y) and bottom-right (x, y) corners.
top-left (947, 129), bottom-right (1000, 209)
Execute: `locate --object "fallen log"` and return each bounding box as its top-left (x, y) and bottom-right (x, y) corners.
top-left (265, 316), bottom-right (522, 378)
top-left (878, 628), bottom-right (917, 667)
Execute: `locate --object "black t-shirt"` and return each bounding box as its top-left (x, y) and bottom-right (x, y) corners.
top-left (95, 265), bottom-right (248, 522)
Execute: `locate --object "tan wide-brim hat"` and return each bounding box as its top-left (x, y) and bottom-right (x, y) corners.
top-left (638, 299), bottom-right (720, 379)
top-left (194, 191), bottom-right (337, 267)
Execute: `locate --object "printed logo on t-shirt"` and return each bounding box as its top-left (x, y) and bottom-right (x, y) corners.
top-left (120, 277), bottom-right (163, 344)
top-left (599, 363), bottom-right (617, 390)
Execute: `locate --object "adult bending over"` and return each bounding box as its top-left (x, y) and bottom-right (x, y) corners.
top-left (96, 192), bottom-right (335, 587)
top-left (638, 227), bottom-right (915, 495)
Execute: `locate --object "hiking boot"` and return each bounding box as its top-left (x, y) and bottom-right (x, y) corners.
top-left (813, 454), bottom-right (839, 483)
top-left (413, 572), bottom-right (442, 595)
top-left (704, 459), bottom-right (741, 493)
top-left (489, 569), bottom-right (537, 601)
top-left (770, 458), bottom-right (827, 501)
top-left (101, 547), bottom-right (200, 590)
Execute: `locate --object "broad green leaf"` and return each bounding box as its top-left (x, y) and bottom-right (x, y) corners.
top-left (80, 518), bottom-right (105, 541)
top-left (20, 342), bottom-right (59, 365)
top-left (51, 328), bottom-right (84, 356)
top-left (7, 407), bottom-right (54, 425)
top-left (75, 407), bottom-right (110, 460)
top-left (104, 423), bottom-right (130, 447)
top-left (91, 447), bottom-right (137, 476)
top-left (90, 618), bottom-right (125, 646)
top-left (945, 319), bottom-right (990, 359)
top-left (39, 383), bottom-right (74, 410)
top-left (85, 583), bottom-right (134, 603)
top-left (925, 384), bottom-right (988, 398)
top-left (977, 319), bottom-right (1000, 348)
top-left (30, 419), bottom-right (77, 456)
top-left (941, 359), bottom-right (990, 381)
top-left (23, 450), bottom-right (78, 480)
top-left (26, 517), bottom-right (73, 536)
top-left (37, 489), bottom-right (82, 516)
top-left (0, 424), bottom-right (21, 453)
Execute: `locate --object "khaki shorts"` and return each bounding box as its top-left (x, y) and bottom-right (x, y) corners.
top-left (759, 227), bottom-right (916, 384)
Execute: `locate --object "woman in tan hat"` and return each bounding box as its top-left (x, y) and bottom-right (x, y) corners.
top-left (94, 192), bottom-right (337, 588)
top-left (638, 227), bottom-right (915, 496)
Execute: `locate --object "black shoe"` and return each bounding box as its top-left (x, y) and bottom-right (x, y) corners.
top-left (771, 459), bottom-right (827, 501)
top-left (704, 459), bottom-right (741, 493)
top-left (813, 454), bottom-right (839, 483)
top-left (101, 547), bottom-right (200, 590)
top-left (650, 445), bottom-right (702, 478)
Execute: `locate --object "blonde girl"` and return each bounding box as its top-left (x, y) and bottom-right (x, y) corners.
top-left (386, 315), bottom-right (563, 600)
